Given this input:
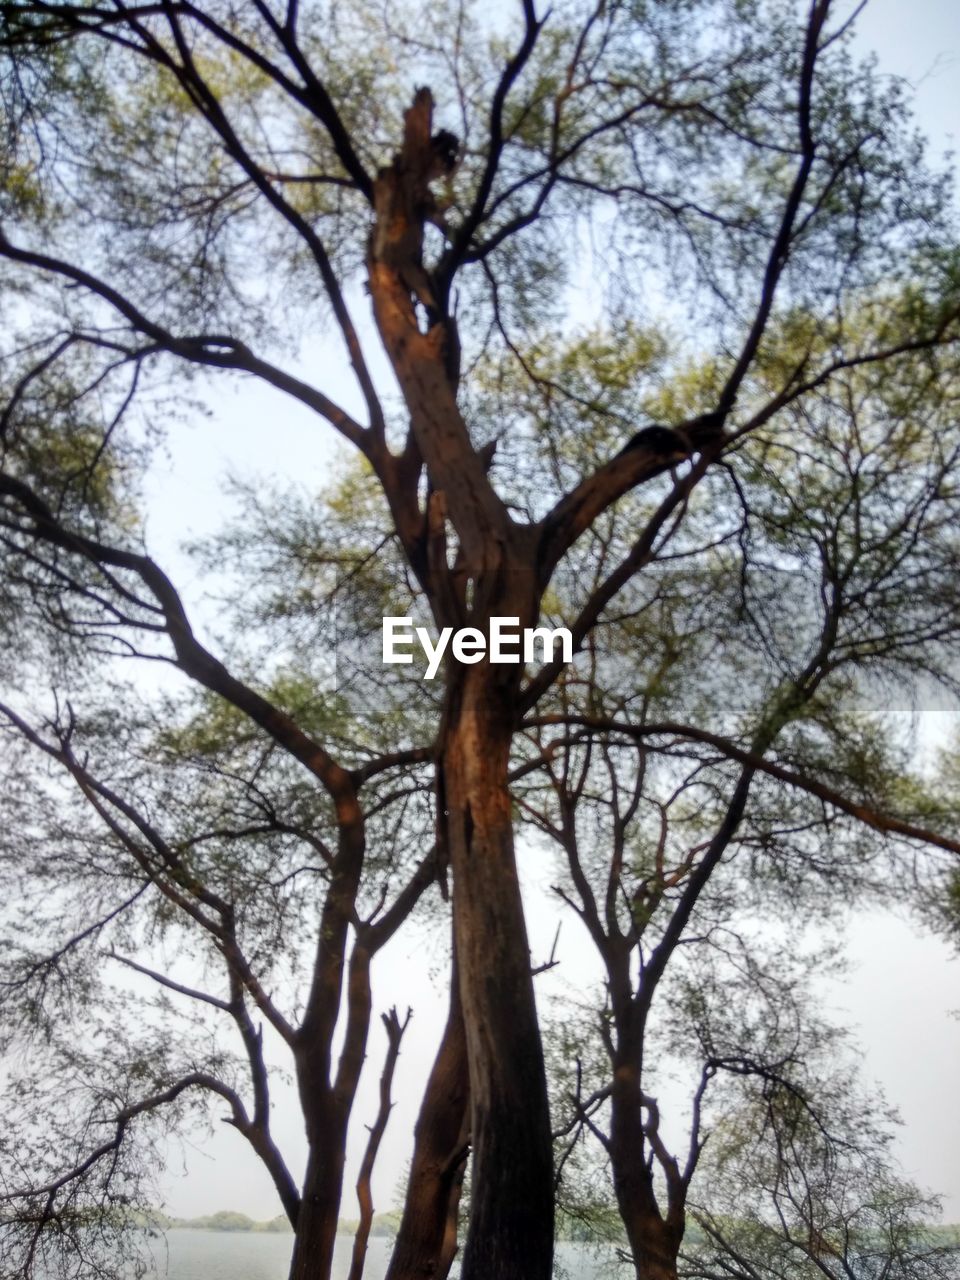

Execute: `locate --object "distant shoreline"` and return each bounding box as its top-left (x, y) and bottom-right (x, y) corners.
top-left (148, 1209), bottom-right (400, 1237)
top-left (151, 1210), bottom-right (960, 1250)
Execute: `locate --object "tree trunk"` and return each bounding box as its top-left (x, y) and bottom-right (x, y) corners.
top-left (629, 1236), bottom-right (682, 1280)
top-left (613, 1160), bottom-right (683, 1280)
top-left (444, 668), bottom-right (554, 1280)
top-left (366, 86), bottom-right (553, 1274)
top-left (386, 942), bottom-right (469, 1280)
top-left (609, 1055), bottom-right (684, 1280)
top-left (290, 934), bottom-right (372, 1280)
top-left (287, 1138), bottom-right (346, 1280)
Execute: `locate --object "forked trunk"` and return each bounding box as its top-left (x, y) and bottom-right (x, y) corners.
top-left (289, 933), bottom-right (371, 1280)
top-left (615, 1171), bottom-right (683, 1280)
top-left (630, 1239), bottom-right (682, 1280)
top-left (610, 1056), bottom-right (684, 1280)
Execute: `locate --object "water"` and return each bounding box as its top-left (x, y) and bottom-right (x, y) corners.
top-left (148, 1231), bottom-right (623, 1279)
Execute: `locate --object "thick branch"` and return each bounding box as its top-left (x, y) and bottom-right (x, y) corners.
top-left (536, 414), bottom-right (723, 586)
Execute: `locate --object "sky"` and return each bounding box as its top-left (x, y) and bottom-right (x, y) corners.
top-left (88, 0), bottom-right (960, 1231)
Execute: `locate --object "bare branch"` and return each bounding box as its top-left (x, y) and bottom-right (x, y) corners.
top-left (523, 714), bottom-right (960, 860)
top-left (0, 232), bottom-right (371, 447)
top-left (347, 1006), bottom-right (411, 1280)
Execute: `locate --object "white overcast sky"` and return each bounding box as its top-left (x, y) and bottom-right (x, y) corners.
top-left (131, 0), bottom-right (960, 1226)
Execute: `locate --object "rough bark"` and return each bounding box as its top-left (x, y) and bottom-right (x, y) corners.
top-left (443, 665), bottom-right (554, 1280)
top-left (368, 87), bottom-right (555, 1279)
top-left (386, 946), bottom-right (469, 1280)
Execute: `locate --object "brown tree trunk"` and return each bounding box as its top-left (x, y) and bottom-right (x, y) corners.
top-left (609, 1051), bottom-right (684, 1280)
top-left (289, 925), bottom-right (372, 1280)
top-left (444, 668), bottom-right (554, 1280)
top-left (613, 1162), bottom-right (684, 1280)
top-left (629, 1237), bottom-right (682, 1280)
top-left (287, 1133), bottom-right (347, 1280)
top-left (366, 88), bottom-right (554, 1271)
top-left (386, 943), bottom-right (469, 1280)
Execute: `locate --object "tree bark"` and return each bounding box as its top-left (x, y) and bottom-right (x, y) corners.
top-left (628, 1236), bottom-right (682, 1280)
top-left (288, 1131), bottom-right (348, 1280)
top-left (443, 667), bottom-right (554, 1280)
top-left (609, 1049), bottom-right (684, 1280)
top-left (367, 87), bottom-right (554, 1279)
top-left (386, 944), bottom-right (469, 1280)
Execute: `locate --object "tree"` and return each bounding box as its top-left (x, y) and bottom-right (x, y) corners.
top-left (681, 1045), bottom-right (960, 1280)
top-left (1, 2), bottom-right (959, 1279)
top-left (517, 315), bottom-right (960, 1278)
top-left (545, 964), bottom-right (960, 1280)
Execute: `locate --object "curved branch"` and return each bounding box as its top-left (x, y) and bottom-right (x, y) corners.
top-left (0, 884), bottom-right (149, 993)
top-left (522, 457), bottom-right (709, 712)
top-left (351, 745), bottom-right (434, 787)
top-left (536, 412), bottom-right (724, 585)
top-left (523, 713), bottom-right (960, 859)
top-left (0, 471), bottom-right (357, 811)
top-left (2, 1071), bottom-right (248, 1205)
top-left (0, 231), bottom-right (370, 448)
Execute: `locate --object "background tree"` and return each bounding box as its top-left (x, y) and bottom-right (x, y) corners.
top-left (682, 1050), bottom-right (960, 1280)
top-left (545, 975), bottom-right (960, 1280)
top-left (508, 313), bottom-right (960, 1277)
top-left (1, 2), bottom-right (960, 1279)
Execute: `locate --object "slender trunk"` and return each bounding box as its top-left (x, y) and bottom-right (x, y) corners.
top-left (348, 1007), bottom-right (409, 1280)
top-left (609, 1055), bottom-right (683, 1280)
top-left (606, 768), bottom-right (767, 1280)
top-left (290, 935), bottom-right (373, 1280)
top-left (445, 669), bottom-right (554, 1280)
top-left (386, 944), bottom-right (469, 1280)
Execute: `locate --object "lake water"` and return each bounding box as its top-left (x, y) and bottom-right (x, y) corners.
top-left (149, 1231), bottom-right (626, 1280)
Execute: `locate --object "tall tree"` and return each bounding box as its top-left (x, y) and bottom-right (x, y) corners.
top-left (1, 2), bottom-right (960, 1279)
top-left (514, 317), bottom-right (960, 1277)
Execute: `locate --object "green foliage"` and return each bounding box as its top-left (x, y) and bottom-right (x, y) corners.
top-left (180, 1209), bottom-right (256, 1232)
top-left (1, 1), bottom-right (959, 1276)
top-left (684, 1058), bottom-right (960, 1280)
